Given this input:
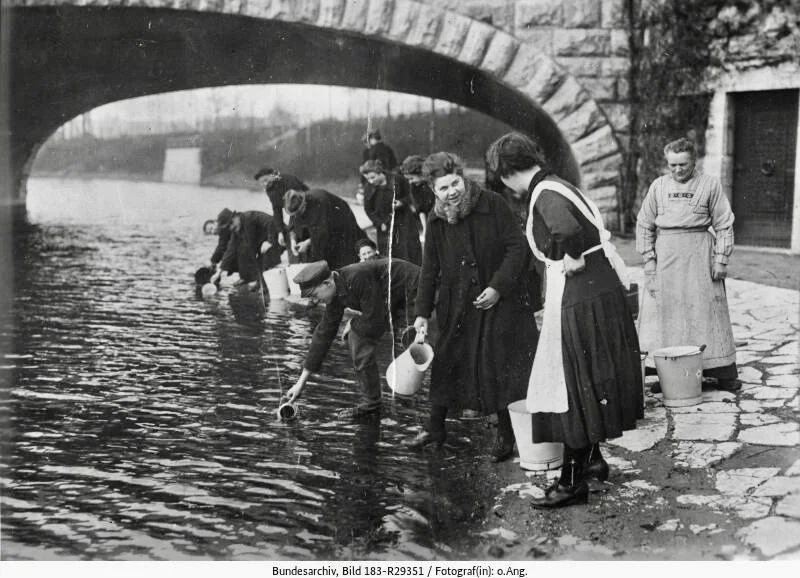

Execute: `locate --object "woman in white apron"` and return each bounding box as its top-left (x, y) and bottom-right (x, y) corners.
top-left (487, 133), bottom-right (643, 508)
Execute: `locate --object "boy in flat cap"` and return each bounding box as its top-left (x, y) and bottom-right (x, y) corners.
top-left (254, 167), bottom-right (308, 243)
top-left (283, 258), bottom-right (421, 420)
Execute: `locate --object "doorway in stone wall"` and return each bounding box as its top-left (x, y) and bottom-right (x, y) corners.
top-left (732, 89), bottom-right (798, 248)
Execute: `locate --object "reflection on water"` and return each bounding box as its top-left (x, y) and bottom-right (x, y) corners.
top-left (1, 178), bottom-right (503, 561)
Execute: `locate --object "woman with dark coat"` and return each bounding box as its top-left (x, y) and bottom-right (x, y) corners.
top-left (486, 132), bottom-right (643, 508)
top-left (360, 159), bottom-right (422, 265)
top-left (410, 152), bottom-right (539, 462)
top-left (284, 188), bottom-right (367, 270)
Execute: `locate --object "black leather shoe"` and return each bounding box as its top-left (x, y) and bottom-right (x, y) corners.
top-left (405, 431), bottom-right (445, 450)
top-left (489, 437), bottom-right (515, 463)
top-left (530, 481), bottom-right (589, 509)
top-left (716, 379), bottom-right (742, 392)
top-left (584, 458), bottom-right (609, 482)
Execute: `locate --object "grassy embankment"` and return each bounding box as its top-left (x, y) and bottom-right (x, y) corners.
top-left (33, 109), bottom-right (514, 197)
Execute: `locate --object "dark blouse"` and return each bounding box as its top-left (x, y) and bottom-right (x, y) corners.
top-left (528, 172), bottom-right (601, 261)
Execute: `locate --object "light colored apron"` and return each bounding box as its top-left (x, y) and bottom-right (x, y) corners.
top-left (525, 179), bottom-right (630, 414)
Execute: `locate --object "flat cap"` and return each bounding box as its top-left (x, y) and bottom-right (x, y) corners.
top-left (293, 261), bottom-right (331, 297)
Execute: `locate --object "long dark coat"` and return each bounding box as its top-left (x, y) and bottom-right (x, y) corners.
top-left (415, 181), bottom-right (539, 414)
top-left (363, 172), bottom-right (422, 265)
top-left (288, 189), bottom-right (367, 270)
top-left (218, 211), bottom-right (282, 283)
top-left (265, 174), bottom-right (308, 234)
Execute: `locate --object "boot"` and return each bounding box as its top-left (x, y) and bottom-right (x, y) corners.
top-left (489, 409), bottom-right (515, 463)
top-left (584, 443), bottom-right (609, 482)
top-left (530, 449), bottom-right (590, 509)
top-left (405, 430), bottom-right (446, 449)
top-left (406, 405), bottom-right (447, 450)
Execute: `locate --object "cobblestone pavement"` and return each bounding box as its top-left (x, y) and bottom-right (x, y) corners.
top-left (480, 269), bottom-right (799, 560)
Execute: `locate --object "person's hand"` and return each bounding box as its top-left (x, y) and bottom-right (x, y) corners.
top-left (291, 238), bottom-right (300, 257)
top-left (278, 232), bottom-right (286, 247)
top-left (297, 239), bottom-right (312, 254)
top-left (282, 381), bottom-right (305, 405)
top-left (392, 199), bottom-right (403, 209)
top-left (210, 270), bottom-right (222, 284)
top-left (644, 260), bottom-right (657, 297)
top-left (473, 287), bottom-right (500, 310)
top-left (413, 317), bottom-right (429, 343)
top-left (247, 281), bottom-right (259, 292)
top-left (341, 318), bottom-right (352, 342)
top-left (563, 254), bottom-right (586, 277)
top-left (380, 223), bottom-right (388, 233)
top-left (711, 262), bottom-right (727, 281)
top-left (260, 241), bottom-right (273, 255)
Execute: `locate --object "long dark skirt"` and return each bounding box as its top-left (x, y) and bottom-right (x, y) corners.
top-left (530, 253), bottom-right (643, 448)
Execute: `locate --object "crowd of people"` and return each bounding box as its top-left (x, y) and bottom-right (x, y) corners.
top-left (203, 129), bottom-right (740, 509)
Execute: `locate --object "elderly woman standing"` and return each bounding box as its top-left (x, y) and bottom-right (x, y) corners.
top-left (411, 152), bottom-right (539, 462)
top-left (487, 132), bottom-right (642, 508)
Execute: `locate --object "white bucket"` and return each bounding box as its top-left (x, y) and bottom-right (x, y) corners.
top-left (386, 343), bottom-right (434, 396)
top-left (201, 283), bottom-right (218, 298)
top-left (263, 268), bottom-right (290, 299)
top-left (508, 400), bottom-right (563, 471)
top-left (287, 264), bottom-right (306, 296)
top-left (652, 345), bottom-right (704, 407)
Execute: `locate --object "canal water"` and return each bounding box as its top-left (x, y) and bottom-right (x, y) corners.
top-left (1, 178), bottom-right (507, 561)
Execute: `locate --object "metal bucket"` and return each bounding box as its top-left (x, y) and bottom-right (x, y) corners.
top-left (652, 345), bottom-right (705, 407)
top-left (263, 267), bottom-right (290, 300)
top-left (386, 343), bottom-right (434, 396)
top-left (508, 400), bottom-right (563, 471)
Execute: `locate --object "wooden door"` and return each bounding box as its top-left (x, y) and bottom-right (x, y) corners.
top-left (732, 90), bottom-right (797, 248)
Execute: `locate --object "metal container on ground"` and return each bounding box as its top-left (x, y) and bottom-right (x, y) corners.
top-left (652, 345), bottom-right (705, 407)
top-left (508, 400), bottom-right (564, 471)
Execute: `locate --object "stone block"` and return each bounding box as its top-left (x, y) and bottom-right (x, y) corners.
top-left (601, 102), bottom-right (632, 132)
top-left (602, 0), bottom-right (627, 28)
top-left (587, 185), bottom-right (619, 211)
top-left (388, 0), bottom-right (416, 41)
top-left (503, 45), bottom-right (548, 90)
top-left (610, 29), bottom-right (630, 56)
top-left (480, 31), bottom-right (520, 77)
top-left (316, 0), bottom-right (346, 28)
top-left (673, 412), bottom-right (737, 441)
top-left (364, 0), bottom-right (394, 36)
top-left (737, 517), bottom-right (800, 557)
top-left (553, 29), bottom-right (611, 57)
top-left (542, 76), bottom-right (590, 121)
top-left (616, 76), bottom-right (630, 99)
top-left (514, 27), bottom-right (556, 56)
top-left (578, 76), bottom-right (617, 102)
top-left (458, 20), bottom-right (496, 67)
top-left (573, 124), bottom-right (620, 165)
top-left (776, 493), bottom-right (800, 518)
top-left (738, 422), bottom-right (800, 446)
top-left (580, 151), bottom-right (623, 175)
top-left (602, 56), bottom-right (630, 77)
top-left (433, 12), bottom-right (473, 59)
top-left (557, 99), bottom-right (606, 143)
top-left (439, 0), bottom-right (515, 30)
top-left (582, 170), bottom-right (620, 189)
top-left (519, 56), bottom-right (566, 103)
top-left (516, 0), bottom-right (563, 28)
top-left (556, 57), bottom-right (605, 78)
top-left (405, 4), bottom-right (443, 50)
top-left (752, 477), bottom-right (800, 497)
top-left (563, 0), bottom-right (601, 28)
top-left (341, 0), bottom-right (369, 31)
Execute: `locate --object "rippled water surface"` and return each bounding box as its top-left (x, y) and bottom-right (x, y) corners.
top-left (2, 178), bottom-right (504, 561)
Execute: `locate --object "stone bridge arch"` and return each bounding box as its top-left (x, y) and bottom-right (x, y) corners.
top-left (3, 0), bottom-right (621, 223)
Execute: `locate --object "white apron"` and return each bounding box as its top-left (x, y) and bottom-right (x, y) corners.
top-left (525, 179), bottom-right (630, 414)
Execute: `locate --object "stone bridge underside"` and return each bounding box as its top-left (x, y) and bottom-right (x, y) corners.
top-left (3, 0), bottom-right (622, 221)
